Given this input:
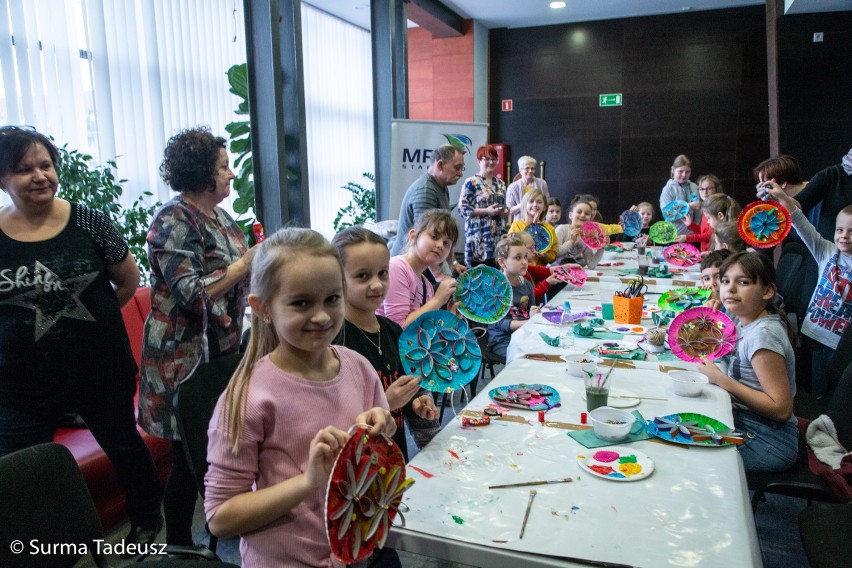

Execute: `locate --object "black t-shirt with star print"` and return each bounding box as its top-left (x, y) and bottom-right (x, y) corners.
top-left (0, 203), bottom-right (137, 416)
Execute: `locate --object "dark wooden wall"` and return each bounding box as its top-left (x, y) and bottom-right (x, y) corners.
top-left (778, 11), bottom-right (852, 177)
top-left (489, 6), bottom-right (769, 222)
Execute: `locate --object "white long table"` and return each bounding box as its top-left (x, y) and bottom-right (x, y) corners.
top-left (388, 252), bottom-right (762, 567)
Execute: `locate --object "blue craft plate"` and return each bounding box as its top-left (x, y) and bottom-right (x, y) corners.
top-left (645, 412), bottom-right (735, 447)
top-left (398, 310), bottom-right (482, 393)
top-left (663, 200), bottom-right (689, 222)
top-left (525, 224), bottom-right (553, 252)
top-left (488, 383), bottom-right (560, 411)
top-left (620, 210), bottom-right (643, 237)
top-left (454, 265), bottom-right (512, 324)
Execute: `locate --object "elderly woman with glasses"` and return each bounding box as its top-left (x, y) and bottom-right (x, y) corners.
top-left (0, 125), bottom-right (163, 546)
top-left (457, 144), bottom-right (509, 268)
top-left (506, 155), bottom-right (549, 222)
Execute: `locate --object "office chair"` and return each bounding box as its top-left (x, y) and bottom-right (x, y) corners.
top-left (798, 502), bottom-right (852, 568)
top-left (748, 358), bottom-right (852, 511)
top-left (0, 443), bottom-right (237, 568)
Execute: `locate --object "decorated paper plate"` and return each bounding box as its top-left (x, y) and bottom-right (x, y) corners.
top-left (551, 265), bottom-right (587, 287)
top-left (607, 324), bottom-right (648, 335)
top-left (646, 413), bottom-right (744, 447)
top-left (525, 223), bottom-right (553, 252)
top-left (454, 265), bottom-right (512, 324)
top-left (657, 287), bottom-right (711, 312)
top-left (577, 448), bottom-right (654, 481)
top-left (488, 383), bottom-right (560, 411)
top-left (399, 310), bottom-right (482, 393)
top-left (663, 243), bottom-right (701, 267)
top-left (667, 307), bottom-right (736, 362)
top-left (326, 427), bottom-right (414, 563)
top-left (738, 200), bottom-right (792, 248)
top-left (662, 200), bottom-right (690, 222)
top-left (620, 210), bottom-right (643, 237)
top-left (581, 389), bottom-right (641, 409)
top-left (580, 222), bottom-right (607, 250)
top-left (649, 221), bottom-right (678, 245)
top-left (594, 341), bottom-right (636, 356)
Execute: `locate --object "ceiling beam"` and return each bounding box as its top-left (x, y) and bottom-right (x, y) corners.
top-left (406, 0), bottom-right (464, 38)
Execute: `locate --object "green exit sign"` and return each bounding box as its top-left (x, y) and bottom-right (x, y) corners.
top-left (599, 93), bottom-right (622, 107)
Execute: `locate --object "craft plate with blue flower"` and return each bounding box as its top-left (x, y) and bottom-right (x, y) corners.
top-left (454, 265), bottom-right (512, 324)
top-left (646, 413), bottom-right (742, 447)
top-left (738, 200), bottom-right (792, 249)
top-left (398, 310), bottom-right (482, 393)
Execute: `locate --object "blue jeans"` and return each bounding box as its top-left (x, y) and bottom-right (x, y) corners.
top-left (0, 399), bottom-right (162, 526)
top-left (734, 408), bottom-right (798, 473)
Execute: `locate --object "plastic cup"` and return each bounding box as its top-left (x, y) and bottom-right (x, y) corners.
top-left (600, 290), bottom-right (615, 320)
top-left (585, 370), bottom-right (610, 411)
top-left (637, 255), bottom-right (650, 276)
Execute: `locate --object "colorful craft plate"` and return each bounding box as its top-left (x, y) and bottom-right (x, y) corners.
top-left (667, 307), bottom-right (737, 362)
top-left (580, 222), bottom-right (607, 250)
top-left (326, 427), bottom-right (413, 563)
top-left (577, 448), bottom-right (654, 481)
top-left (663, 243), bottom-right (701, 267)
top-left (454, 265), bottom-right (512, 324)
top-left (662, 200), bottom-right (690, 222)
top-left (646, 413), bottom-right (740, 447)
top-left (607, 324), bottom-right (648, 335)
top-left (657, 287), bottom-right (711, 312)
top-left (594, 341), bottom-right (636, 356)
top-left (399, 310), bottom-right (482, 393)
top-left (620, 209), bottom-right (643, 237)
top-left (488, 383), bottom-right (560, 411)
top-left (551, 265), bottom-right (588, 287)
top-left (738, 200), bottom-right (792, 248)
top-left (649, 221), bottom-right (678, 245)
top-left (525, 223), bottom-right (553, 252)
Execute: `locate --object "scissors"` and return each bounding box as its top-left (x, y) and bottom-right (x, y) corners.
top-left (625, 276), bottom-right (648, 298)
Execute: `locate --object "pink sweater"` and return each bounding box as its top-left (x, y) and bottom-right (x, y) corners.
top-left (376, 255), bottom-right (434, 328)
top-left (204, 347), bottom-right (388, 568)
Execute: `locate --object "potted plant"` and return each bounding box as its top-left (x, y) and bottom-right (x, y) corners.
top-left (333, 172), bottom-right (376, 232)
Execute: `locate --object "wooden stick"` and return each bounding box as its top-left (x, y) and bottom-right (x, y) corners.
top-left (610, 395), bottom-right (668, 401)
top-left (489, 477), bottom-right (573, 489)
top-left (519, 489), bottom-right (537, 539)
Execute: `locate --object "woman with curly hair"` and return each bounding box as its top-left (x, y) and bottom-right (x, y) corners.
top-left (138, 126), bottom-right (256, 547)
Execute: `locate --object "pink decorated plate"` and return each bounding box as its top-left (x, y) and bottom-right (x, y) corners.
top-left (663, 243), bottom-right (701, 267)
top-left (551, 266), bottom-right (588, 287)
top-left (667, 307), bottom-right (737, 362)
top-left (581, 222), bottom-right (607, 250)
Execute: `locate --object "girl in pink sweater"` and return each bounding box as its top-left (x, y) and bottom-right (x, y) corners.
top-left (204, 228), bottom-right (395, 568)
top-left (378, 209), bottom-right (459, 328)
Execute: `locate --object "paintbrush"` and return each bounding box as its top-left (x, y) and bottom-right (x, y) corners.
top-left (489, 477), bottom-right (573, 489)
top-left (519, 489), bottom-right (537, 539)
top-left (598, 359), bottom-right (617, 390)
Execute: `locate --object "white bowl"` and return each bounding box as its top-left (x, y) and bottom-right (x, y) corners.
top-left (561, 354), bottom-right (601, 378)
top-left (589, 407), bottom-right (636, 442)
top-left (621, 242), bottom-right (635, 251)
top-left (668, 371), bottom-right (708, 397)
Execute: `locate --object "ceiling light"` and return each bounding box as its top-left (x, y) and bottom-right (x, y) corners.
top-left (550, 1), bottom-right (567, 8)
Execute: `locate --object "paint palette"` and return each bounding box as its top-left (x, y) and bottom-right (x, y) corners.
top-left (607, 324), bottom-right (648, 335)
top-left (488, 383), bottom-right (560, 411)
top-left (577, 448), bottom-right (654, 481)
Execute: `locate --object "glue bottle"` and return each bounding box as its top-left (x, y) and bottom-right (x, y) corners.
top-left (560, 300), bottom-right (575, 350)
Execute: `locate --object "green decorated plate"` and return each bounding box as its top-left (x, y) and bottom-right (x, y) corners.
top-left (658, 287), bottom-right (711, 312)
top-left (646, 412), bottom-right (743, 447)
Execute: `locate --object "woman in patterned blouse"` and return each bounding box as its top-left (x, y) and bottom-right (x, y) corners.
top-left (138, 127), bottom-right (256, 547)
top-left (458, 144), bottom-right (509, 268)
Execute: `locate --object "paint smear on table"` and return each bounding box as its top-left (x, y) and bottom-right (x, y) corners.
top-left (409, 465), bottom-right (434, 478)
top-left (448, 450), bottom-right (460, 460)
top-left (451, 515), bottom-right (465, 525)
